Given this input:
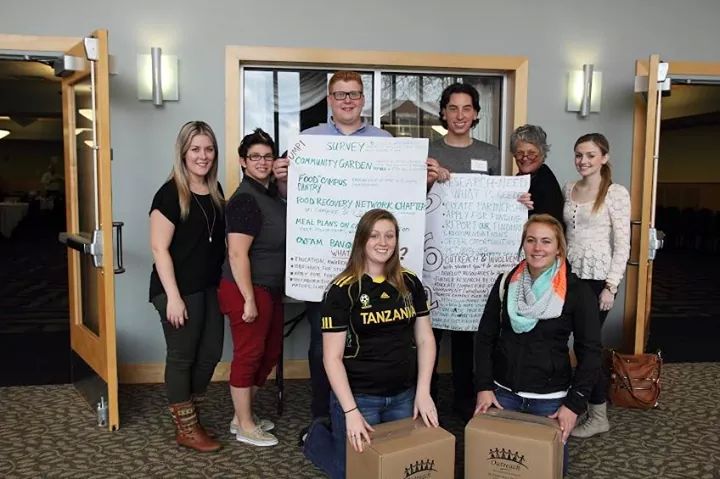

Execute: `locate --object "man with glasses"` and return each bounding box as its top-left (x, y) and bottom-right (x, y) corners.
top-left (303, 71), bottom-right (390, 137)
top-left (427, 83), bottom-right (501, 422)
top-left (274, 71), bottom-right (390, 431)
top-left (273, 71), bottom-right (445, 432)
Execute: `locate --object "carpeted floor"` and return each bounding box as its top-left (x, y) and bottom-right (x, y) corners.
top-left (0, 229), bottom-right (70, 386)
top-left (1, 364), bottom-right (718, 479)
top-left (647, 250), bottom-right (720, 362)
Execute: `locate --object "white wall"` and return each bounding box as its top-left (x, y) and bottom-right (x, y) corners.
top-left (2, 0), bottom-right (719, 363)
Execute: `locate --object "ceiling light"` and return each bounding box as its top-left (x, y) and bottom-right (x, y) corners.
top-left (0, 129), bottom-right (10, 140)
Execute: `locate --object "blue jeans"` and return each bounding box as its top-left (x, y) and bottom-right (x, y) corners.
top-left (494, 388), bottom-right (569, 475)
top-left (330, 388), bottom-right (415, 479)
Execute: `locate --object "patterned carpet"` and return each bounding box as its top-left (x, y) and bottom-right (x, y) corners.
top-left (1, 364), bottom-right (718, 479)
top-left (0, 234), bottom-right (70, 386)
top-left (0, 236), bottom-right (69, 334)
top-left (647, 250), bottom-right (720, 362)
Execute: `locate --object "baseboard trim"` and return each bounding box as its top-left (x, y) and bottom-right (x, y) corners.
top-left (118, 356), bottom-right (452, 384)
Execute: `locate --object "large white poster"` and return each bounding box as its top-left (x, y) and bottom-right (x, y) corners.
top-left (424, 174), bottom-right (530, 331)
top-left (285, 135), bottom-right (428, 301)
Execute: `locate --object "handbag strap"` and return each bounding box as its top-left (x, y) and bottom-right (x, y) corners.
top-left (498, 271), bottom-right (509, 321)
top-left (612, 351), bottom-right (662, 407)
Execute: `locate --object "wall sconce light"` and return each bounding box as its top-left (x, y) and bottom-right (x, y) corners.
top-left (567, 64), bottom-right (602, 117)
top-left (137, 47), bottom-right (179, 106)
top-left (0, 129), bottom-right (10, 140)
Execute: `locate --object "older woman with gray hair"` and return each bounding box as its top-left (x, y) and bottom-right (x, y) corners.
top-left (512, 124), bottom-right (564, 224)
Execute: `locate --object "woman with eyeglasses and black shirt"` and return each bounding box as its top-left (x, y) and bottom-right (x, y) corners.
top-left (217, 128), bottom-right (287, 448)
top-left (512, 124), bottom-right (565, 226)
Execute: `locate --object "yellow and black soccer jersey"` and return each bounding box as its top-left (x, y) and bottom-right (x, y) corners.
top-left (320, 270), bottom-right (430, 396)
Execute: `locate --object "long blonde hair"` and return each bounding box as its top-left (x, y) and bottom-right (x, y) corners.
top-left (170, 121), bottom-right (224, 219)
top-left (575, 133), bottom-right (612, 213)
top-left (333, 209), bottom-right (409, 299)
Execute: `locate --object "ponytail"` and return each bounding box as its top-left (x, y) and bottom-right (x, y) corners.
top-left (593, 163), bottom-right (612, 213)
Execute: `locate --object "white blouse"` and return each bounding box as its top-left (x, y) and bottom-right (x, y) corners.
top-left (563, 182), bottom-right (631, 287)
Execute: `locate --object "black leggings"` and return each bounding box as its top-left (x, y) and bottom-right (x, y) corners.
top-left (582, 279), bottom-right (610, 404)
top-left (152, 287), bottom-right (224, 404)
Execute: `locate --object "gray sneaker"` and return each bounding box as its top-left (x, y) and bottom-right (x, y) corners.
top-left (235, 425), bottom-right (278, 447)
top-left (230, 415), bottom-right (274, 434)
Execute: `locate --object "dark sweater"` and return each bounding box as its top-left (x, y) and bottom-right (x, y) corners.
top-left (526, 164), bottom-right (564, 225)
top-left (221, 176), bottom-right (286, 290)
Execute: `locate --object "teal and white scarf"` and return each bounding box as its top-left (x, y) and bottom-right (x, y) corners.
top-left (507, 259), bottom-right (567, 333)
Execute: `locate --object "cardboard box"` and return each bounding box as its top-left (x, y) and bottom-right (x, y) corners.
top-left (465, 409), bottom-right (563, 479)
top-left (347, 418), bottom-right (455, 479)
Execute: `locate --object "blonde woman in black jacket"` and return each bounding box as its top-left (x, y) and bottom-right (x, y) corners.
top-left (474, 214), bottom-right (601, 474)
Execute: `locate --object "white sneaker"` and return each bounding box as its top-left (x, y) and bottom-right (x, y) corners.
top-left (235, 425), bottom-right (278, 447)
top-left (230, 415), bottom-right (275, 434)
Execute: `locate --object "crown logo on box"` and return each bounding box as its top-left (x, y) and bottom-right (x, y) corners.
top-left (404, 459), bottom-right (437, 477)
top-left (487, 448), bottom-right (528, 468)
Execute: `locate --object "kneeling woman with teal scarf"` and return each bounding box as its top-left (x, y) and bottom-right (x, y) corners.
top-left (473, 214), bottom-right (601, 474)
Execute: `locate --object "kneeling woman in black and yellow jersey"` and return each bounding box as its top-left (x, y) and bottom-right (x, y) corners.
top-left (321, 208), bottom-right (439, 479)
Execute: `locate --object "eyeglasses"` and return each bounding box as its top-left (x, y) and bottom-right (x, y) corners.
top-left (513, 151), bottom-right (540, 161)
top-left (246, 153), bottom-right (275, 162)
top-left (330, 90), bottom-right (363, 101)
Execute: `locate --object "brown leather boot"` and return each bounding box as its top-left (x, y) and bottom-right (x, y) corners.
top-left (168, 401), bottom-right (221, 452)
top-left (190, 393), bottom-right (215, 438)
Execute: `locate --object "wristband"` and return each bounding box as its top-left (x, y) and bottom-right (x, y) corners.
top-left (343, 406), bottom-right (358, 415)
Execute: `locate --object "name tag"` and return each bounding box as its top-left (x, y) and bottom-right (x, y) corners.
top-left (471, 159), bottom-right (488, 172)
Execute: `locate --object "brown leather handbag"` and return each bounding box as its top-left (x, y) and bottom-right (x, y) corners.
top-left (608, 350), bottom-right (662, 409)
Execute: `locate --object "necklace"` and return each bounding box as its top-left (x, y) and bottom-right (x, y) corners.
top-left (192, 193), bottom-right (216, 243)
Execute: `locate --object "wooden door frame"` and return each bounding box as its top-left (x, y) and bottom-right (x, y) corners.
top-left (224, 46), bottom-right (529, 191)
top-left (0, 34), bottom-right (78, 52)
top-left (624, 59), bottom-right (720, 352)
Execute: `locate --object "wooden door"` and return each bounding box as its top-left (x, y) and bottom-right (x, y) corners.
top-left (624, 57), bottom-right (720, 353)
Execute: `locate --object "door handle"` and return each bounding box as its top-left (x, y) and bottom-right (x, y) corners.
top-left (59, 230), bottom-right (103, 268)
top-left (59, 232), bottom-right (92, 253)
top-left (113, 221), bottom-right (125, 274)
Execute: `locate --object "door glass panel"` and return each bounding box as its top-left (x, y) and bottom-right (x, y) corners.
top-left (79, 254), bottom-right (100, 335)
top-left (243, 68), bottom-right (374, 154)
top-left (75, 79), bottom-right (96, 235)
top-left (379, 73), bottom-right (502, 145)
top-left (73, 77), bottom-right (100, 336)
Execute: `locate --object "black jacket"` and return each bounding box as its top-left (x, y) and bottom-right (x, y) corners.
top-left (474, 263), bottom-right (601, 415)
